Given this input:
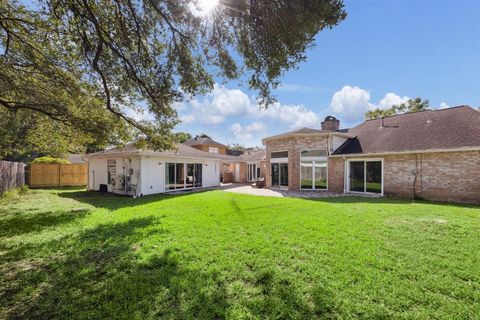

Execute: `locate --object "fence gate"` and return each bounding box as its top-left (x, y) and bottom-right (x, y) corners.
top-left (29, 163), bottom-right (87, 187)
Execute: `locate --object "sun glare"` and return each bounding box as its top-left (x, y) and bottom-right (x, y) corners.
top-left (193, 0), bottom-right (219, 16)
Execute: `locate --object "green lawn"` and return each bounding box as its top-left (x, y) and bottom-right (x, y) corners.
top-left (1, 188), bottom-right (479, 319)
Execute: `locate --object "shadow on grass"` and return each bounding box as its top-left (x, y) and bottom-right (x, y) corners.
top-left (0, 209), bottom-right (90, 238)
top-left (58, 188), bottom-right (217, 211)
top-left (1, 214), bottom-right (339, 319)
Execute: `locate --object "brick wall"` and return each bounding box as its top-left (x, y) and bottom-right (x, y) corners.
top-left (327, 157), bottom-right (344, 192)
top-left (331, 150), bottom-right (480, 204)
top-left (191, 145), bottom-right (227, 154)
top-left (265, 135), bottom-right (329, 190)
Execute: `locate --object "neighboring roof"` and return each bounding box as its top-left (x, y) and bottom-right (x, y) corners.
top-left (67, 154), bottom-right (87, 163)
top-left (262, 127), bottom-right (352, 143)
top-left (85, 143), bottom-right (241, 162)
top-left (226, 149), bottom-right (244, 156)
top-left (333, 106), bottom-right (480, 155)
top-left (240, 149), bottom-right (266, 161)
top-left (184, 134), bottom-right (227, 148)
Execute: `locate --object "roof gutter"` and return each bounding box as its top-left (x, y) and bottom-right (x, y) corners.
top-left (329, 146), bottom-right (480, 157)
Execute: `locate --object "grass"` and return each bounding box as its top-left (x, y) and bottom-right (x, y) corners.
top-left (1, 188), bottom-right (479, 319)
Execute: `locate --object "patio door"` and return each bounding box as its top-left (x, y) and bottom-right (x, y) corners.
top-left (349, 160), bottom-right (382, 194)
top-left (271, 163), bottom-right (288, 188)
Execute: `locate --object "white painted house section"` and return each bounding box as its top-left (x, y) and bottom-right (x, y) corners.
top-left (87, 155), bottom-right (221, 196)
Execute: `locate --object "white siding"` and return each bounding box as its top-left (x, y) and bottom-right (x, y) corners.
top-left (140, 156), bottom-right (165, 195)
top-left (139, 156), bottom-right (221, 196)
top-left (331, 135), bottom-right (348, 154)
top-left (88, 156), bottom-right (141, 194)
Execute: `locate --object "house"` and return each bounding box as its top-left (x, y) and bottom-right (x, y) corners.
top-left (184, 134), bottom-right (228, 154)
top-left (85, 105), bottom-right (479, 203)
top-left (85, 143), bottom-right (240, 196)
top-left (184, 134), bottom-right (246, 183)
top-left (262, 106), bottom-right (480, 203)
top-left (240, 149), bottom-right (267, 182)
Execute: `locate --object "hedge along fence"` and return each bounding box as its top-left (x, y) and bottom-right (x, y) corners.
top-left (0, 160), bottom-right (26, 194)
top-left (29, 163), bottom-right (87, 187)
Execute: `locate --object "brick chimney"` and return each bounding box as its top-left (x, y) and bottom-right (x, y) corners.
top-left (321, 116), bottom-right (340, 131)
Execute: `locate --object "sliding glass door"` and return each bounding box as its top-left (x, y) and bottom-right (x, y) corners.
top-left (271, 163), bottom-right (288, 188)
top-left (350, 161), bottom-right (365, 192)
top-left (349, 160), bottom-right (382, 194)
top-left (166, 162), bottom-right (203, 191)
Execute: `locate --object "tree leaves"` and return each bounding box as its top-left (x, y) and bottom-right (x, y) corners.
top-left (1, 0), bottom-right (346, 156)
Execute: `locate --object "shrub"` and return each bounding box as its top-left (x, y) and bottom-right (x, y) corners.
top-left (31, 156), bottom-right (71, 164)
top-left (19, 185), bottom-right (30, 194)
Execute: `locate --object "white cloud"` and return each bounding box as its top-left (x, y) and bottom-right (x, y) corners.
top-left (257, 102), bottom-right (320, 129)
top-left (277, 83), bottom-right (327, 93)
top-left (438, 102), bottom-right (450, 109)
top-left (231, 122), bottom-right (267, 143)
top-left (176, 85), bottom-right (252, 125)
top-left (330, 86), bottom-right (412, 122)
top-left (379, 93), bottom-right (410, 109)
top-left (330, 85), bottom-right (375, 122)
top-left (177, 84), bottom-right (320, 129)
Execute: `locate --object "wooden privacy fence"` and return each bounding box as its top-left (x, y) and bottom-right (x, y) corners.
top-left (29, 163), bottom-right (88, 187)
top-left (0, 160), bottom-right (26, 194)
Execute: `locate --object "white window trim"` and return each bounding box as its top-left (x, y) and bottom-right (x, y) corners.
top-left (164, 161), bottom-right (204, 192)
top-left (247, 162), bottom-right (260, 182)
top-left (345, 158), bottom-right (384, 196)
top-left (299, 149), bottom-right (328, 191)
top-left (208, 147), bottom-right (219, 154)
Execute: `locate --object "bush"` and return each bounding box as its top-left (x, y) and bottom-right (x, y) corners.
top-left (31, 156), bottom-right (71, 164)
top-left (19, 185), bottom-right (30, 194)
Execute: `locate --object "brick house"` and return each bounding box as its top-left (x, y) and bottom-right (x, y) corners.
top-left (262, 106), bottom-right (480, 204)
top-left (184, 134), bottom-right (244, 183)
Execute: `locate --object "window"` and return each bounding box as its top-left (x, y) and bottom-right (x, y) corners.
top-left (271, 163), bottom-right (288, 187)
top-left (271, 151), bottom-right (288, 159)
top-left (247, 163), bottom-right (258, 181)
top-left (300, 150), bottom-right (327, 190)
top-left (166, 162), bottom-right (203, 191)
top-left (301, 150), bottom-right (327, 157)
top-left (107, 159), bottom-right (116, 184)
top-left (349, 160), bottom-right (382, 194)
top-left (194, 164), bottom-right (202, 187)
top-left (165, 163), bottom-right (176, 190)
top-left (209, 147), bottom-right (219, 153)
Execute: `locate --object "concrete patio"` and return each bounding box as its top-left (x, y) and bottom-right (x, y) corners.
top-left (219, 183), bottom-right (380, 199)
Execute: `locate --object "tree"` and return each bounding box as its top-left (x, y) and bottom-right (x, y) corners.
top-left (228, 143), bottom-right (260, 152)
top-left (173, 132), bottom-right (192, 143)
top-left (365, 98), bottom-right (430, 120)
top-left (0, 0), bottom-right (347, 156)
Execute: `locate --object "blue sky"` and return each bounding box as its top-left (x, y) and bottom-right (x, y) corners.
top-left (173, 0), bottom-right (480, 147)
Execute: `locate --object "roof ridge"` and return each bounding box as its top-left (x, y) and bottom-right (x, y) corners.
top-left (364, 105), bottom-right (474, 122)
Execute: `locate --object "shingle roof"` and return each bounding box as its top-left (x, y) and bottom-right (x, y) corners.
top-left (184, 134), bottom-right (227, 148)
top-left (240, 149), bottom-right (266, 161)
top-left (262, 127), bottom-right (351, 143)
top-left (85, 143), bottom-right (241, 161)
top-left (333, 106), bottom-right (480, 155)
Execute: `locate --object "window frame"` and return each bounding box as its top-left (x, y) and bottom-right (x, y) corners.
top-left (345, 158), bottom-right (384, 196)
top-left (299, 149), bottom-right (328, 191)
top-left (165, 161), bottom-right (204, 192)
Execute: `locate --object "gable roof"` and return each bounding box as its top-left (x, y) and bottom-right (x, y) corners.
top-left (240, 149), bottom-right (266, 161)
top-left (184, 134), bottom-right (227, 148)
top-left (333, 106), bottom-right (480, 155)
top-left (85, 143), bottom-right (241, 161)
